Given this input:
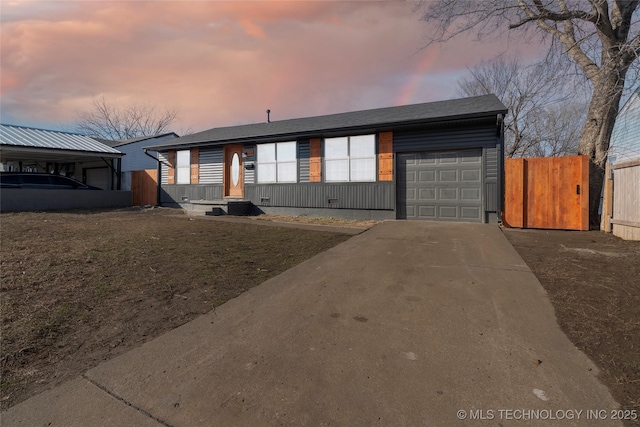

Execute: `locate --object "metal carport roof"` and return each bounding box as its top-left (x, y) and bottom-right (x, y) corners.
top-left (0, 124), bottom-right (123, 162)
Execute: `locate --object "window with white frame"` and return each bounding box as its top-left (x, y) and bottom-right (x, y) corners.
top-left (325, 134), bottom-right (376, 182)
top-left (257, 142), bottom-right (297, 183)
top-left (176, 149), bottom-right (191, 184)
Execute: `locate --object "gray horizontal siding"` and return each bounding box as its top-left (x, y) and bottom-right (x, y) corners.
top-left (199, 148), bottom-right (223, 184)
top-left (245, 182), bottom-right (394, 210)
top-left (159, 152), bottom-right (168, 185)
top-left (160, 185), bottom-right (223, 203)
top-left (484, 146), bottom-right (498, 211)
top-left (244, 144), bottom-right (255, 184)
top-left (485, 146), bottom-right (498, 180)
top-left (298, 141), bottom-right (310, 183)
top-left (394, 127), bottom-right (498, 152)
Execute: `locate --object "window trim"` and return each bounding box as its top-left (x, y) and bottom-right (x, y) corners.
top-left (176, 149), bottom-right (191, 184)
top-left (257, 141), bottom-right (297, 184)
top-left (324, 134), bottom-right (376, 182)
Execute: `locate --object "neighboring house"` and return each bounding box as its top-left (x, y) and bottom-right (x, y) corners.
top-left (601, 87), bottom-right (640, 240)
top-left (609, 87), bottom-right (640, 165)
top-left (145, 95), bottom-right (508, 222)
top-left (99, 133), bottom-right (179, 191)
top-left (0, 124), bottom-right (123, 189)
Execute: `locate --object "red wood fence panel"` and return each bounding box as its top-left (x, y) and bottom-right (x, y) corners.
top-left (504, 155), bottom-right (589, 231)
top-left (131, 169), bottom-right (158, 207)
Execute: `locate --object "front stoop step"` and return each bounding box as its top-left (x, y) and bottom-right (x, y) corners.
top-left (189, 199), bottom-right (253, 216)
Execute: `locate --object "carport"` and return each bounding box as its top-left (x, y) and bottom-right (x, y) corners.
top-left (0, 124), bottom-right (131, 212)
top-left (0, 124), bottom-right (123, 189)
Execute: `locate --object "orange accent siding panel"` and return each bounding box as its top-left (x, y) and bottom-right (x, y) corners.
top-left (167, 150), bottom-right (176, 185)
top-left (378, 131), bottom-right (393, 181)
top-left (190, 148), bottom-right (199, 184)
top-left (309, 138), bottom-right (322, 182)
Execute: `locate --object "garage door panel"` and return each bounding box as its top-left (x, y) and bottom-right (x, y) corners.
top-left (461, 169), bottom-right (481, 181)
top-left (461, 206), bottom-right (481, 220)
top-left (419, 206), bottom-right (436, 218)
top-left (439, 169), bottom-right (458, 182)
top-left (397, 149), bottom-right (483, 222)
top-left (439, 188), bottom-right (458, 200)
top-left (438, 152), bottom-right (458, 164)
top-left (461, 187), bottom-right (481, 201)
top-left (419, 170), bottom-right (436, 182)
top-left (419, 154), bottom-right (436, 165)
top-left (419, 188), bottom-right (436, 200)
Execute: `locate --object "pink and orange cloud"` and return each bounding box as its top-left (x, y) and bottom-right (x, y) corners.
top-left (0, 1), bottom-right (545, 134)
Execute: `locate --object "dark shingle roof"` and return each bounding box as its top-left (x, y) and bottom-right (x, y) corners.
top-left (96, 132), bottom-right (180, 148)
top-left (145, 95), bottom-right (507, 150)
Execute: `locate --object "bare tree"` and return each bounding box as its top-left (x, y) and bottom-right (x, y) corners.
top-left (418, 0), bottom-right (640, 225)
top-left (457, 55), bottom-right (584, 157)
top-left (74, 96), bottom-right (179, 140)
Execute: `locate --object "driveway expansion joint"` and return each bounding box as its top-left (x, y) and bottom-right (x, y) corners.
top-left (82, 374), bottom-right (174, 427)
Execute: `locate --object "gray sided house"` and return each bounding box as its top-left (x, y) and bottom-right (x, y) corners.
top-left (146, 95), bottom-right (508, 222)
top-left (99, 133), bottom-right (179, 191)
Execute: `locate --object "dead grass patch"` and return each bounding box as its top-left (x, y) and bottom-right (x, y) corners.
top-left (0, 208), bottom-right (350, 410)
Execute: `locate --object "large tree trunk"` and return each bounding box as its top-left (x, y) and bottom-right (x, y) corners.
top-left (577, 71), bottom-right (626, 229)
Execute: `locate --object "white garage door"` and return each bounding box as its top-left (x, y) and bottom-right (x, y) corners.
top-left (397, 149), bottom-right (483, 221)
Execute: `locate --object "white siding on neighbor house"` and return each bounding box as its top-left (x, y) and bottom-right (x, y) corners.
top-left (117, 134), bottom-right (178, 172)
top-left (199, 148), bottom-right (223, 184)
top-left (610, 88), bottom-right (640, 164)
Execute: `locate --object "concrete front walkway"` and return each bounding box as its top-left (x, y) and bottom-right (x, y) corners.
top-left (3, 222), bottom-right (622, 426)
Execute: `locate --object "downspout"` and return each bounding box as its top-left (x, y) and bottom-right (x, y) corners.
top-left (144, 149), bottom-right (168, 206)
top-left (496, 114), bottom-right (505, 224)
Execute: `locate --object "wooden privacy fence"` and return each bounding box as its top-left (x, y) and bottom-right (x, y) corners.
top-left (504, 155), bottom-right (589, 231)
top-left (601, 159), bottom-right (640, 240)
top-left (131, 169), bottom-right (158, 207)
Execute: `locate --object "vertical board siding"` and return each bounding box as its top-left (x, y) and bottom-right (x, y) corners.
top-left (503, 158), bottom-right (525, 227)
top-left (378, 131), bottom-right (393, 181)
top-left (160, 185), bottom-right (223, 203)
top-left (309, 138), bottom-right (322, 182)
top-left (131, 169), bottom-right (158, 206)
top-left (246, 182), bottom-right (394, 210)
top-left (298, 141), bottom-right (310, 183)
top-left (190, 148), bottom-right (199, 184)
top-left (199, 148), bottom-right (223, 184)
top-left (612, 161), bottom-right (640, 240)
top-left (504, 156), bottom-right (588, 231)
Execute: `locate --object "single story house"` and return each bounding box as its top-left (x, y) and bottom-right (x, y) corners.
top-left (0, 124), bottom-right (124, 189)
top-left (145, 94), bottom-right (508, 222)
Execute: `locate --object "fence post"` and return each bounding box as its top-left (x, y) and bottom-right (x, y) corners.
top-left (601, 162), bottom-right (613, 233)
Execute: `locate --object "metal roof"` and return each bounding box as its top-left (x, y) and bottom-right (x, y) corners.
top-left (145, 94), bottom-right (508, 150)
top-left (0, 124), bottom-right (122, 156)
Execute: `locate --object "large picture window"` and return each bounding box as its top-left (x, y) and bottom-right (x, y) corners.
top-left (176, 150), bottom-right (191, 184)
top-left (257, 142), bottom-right (297, 183)
top-left (325, 134), bottom-right (376, 182)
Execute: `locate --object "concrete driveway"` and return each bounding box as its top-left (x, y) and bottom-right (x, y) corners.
top-left (3, 221), bottom-right (621, 426)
